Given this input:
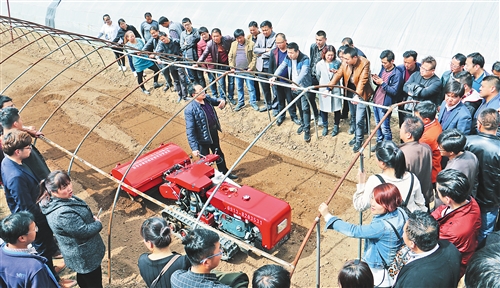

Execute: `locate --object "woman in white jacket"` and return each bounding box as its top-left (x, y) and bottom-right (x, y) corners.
top-left (315, 45), bottom-right (343, 136)
top-left (353, 140), bottom-right (427, 213)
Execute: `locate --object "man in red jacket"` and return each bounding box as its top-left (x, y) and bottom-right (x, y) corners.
top-left (431, 169), bottom-right (481, 277)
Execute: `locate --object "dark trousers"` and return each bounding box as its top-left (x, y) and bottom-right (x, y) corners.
top-left (162, 65), bottom-right (188, 97)
top-left (137, 64), bottom-right (160, 90)
top-left (186, 67), bottom-right (206, 87)
top-left (34, 219), bottom-right (59, 281)
top-left (76, 266), bottom-right (103, 288)
top-left (275, 85), bottom-right (298, 120)
top-left (111, 47), bottom-right (125, 67)
top-left (254, 80), bottom-right (261, 101)
top-left (200, 128), bottom-right (229, 173)
top-left (259, 68), bottom-right (277, 110)
top-left (299, 92), bottom-right (317, 132)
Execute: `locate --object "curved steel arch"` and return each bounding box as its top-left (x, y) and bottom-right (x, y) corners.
top-left (65, 64), bottom-right (171, 174)
top-left (0, 32), bottom-right (58, 65)
top-left (18, 46), bottom-right (105, 113)
top-left (1, 38), bottom-right (79, 94)
top-left (33, 55), bottom-right (127, 135)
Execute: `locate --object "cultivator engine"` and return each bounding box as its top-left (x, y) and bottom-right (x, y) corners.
top-left (111, 143), bottom-right (292, 259)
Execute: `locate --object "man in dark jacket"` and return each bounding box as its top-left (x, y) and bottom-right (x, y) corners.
top-left (465, 108), bottom-right (500, 243)
top-left (371, 50), bottom-right (403, 148)
top-left (403, 56), bottom-right (442, 109)
top-left (396, 50), bottom-right (421, 127)
top-left (184, 84), bottom-right (237, 179)
top-left (196, 28), bottom-right (235, 105)
top-left (156, 32), bottom-right (188, 100)
top-left (394, 211), bottom-right (461, 288)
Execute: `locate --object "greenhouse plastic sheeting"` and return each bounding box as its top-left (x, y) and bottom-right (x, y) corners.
top-left (1, 0), bottom-right (498, 76)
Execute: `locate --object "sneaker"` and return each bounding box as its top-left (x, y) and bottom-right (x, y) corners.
top-left (227, 173), bottom-right (238, 180)
top-left (349, 137), bottom-right (356, 146)
top-left (122, 66), bottom-right (127, 72)
top-left (371, 144), bottom-right (378, 153)
top-left (348, 125), bottom-right (355, 135)
top-left (153, 82), bottom-right (163, 89)
top-left (297, 126), bottom-right (304, 135)
top-left (229, 99), bottom-right (237, 106)
top-left (250, 103), bottom-right (259, 111)
top-left (276, 118), bottom-right (284, 126)
top-left (163, 84), bottom-right (171, 92)
top-left (331, 125), bottom-right (339, 137)
top-left (133, 71), bottom-right (137, 77)
top-left (259, 106), bottom-right (269, 112)
top-left (234, 103), bottom-right (245, 112)
top-left (322, 126), bottom-right (328, 136)
top-left (141, 89), bottom-right (150, 95)
top-left (353, 143), bottom-right (361, 152)
top-left (272, 110), bottom-right (279, 117)
top-left (292, 118), bottom-right (302, 125)
top-left (304, 131), bottom-right (311, 142)
top-left (117, 66), bottom-right (122, 71)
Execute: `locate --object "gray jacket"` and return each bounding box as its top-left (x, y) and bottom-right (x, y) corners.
top-left (41, 196), bottom-right (105, 274)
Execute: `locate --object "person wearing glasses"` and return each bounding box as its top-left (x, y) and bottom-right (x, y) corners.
top-left (403, 56), bottom-right (442, 109)
top-left (0, 211), bottom-right (60, 288)
top-left (39, 170), bottom-right (105, 288)
top-left (171, 229), bottom-right (249, 288)
top-left (0, 130), bottom-right (72, 287)
top-left (138, 217), bottom-right (191, 288)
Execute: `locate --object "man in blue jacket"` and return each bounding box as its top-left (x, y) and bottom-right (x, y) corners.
top-left (184, 84), bottom-right (237, 179)
top-left (438, 81), bottom-right (472, 135)
top-left (272, 42), bottom-right (316, 142)
top-left (371, 50), bottom-right (403, 149)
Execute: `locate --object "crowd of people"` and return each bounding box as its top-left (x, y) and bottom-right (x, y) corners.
top-left (0, 10), bottom-right (500, 288)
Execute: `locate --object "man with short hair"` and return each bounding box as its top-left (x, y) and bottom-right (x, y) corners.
top-left (414, 101), bottom-right (442, 193)
top-left (455, 71), bottom-right (482, 119)
top-left (465, 108), bottom-right (500, 243)
top-left (155, 32), bottom-right (188, 101)
top-left (492, 61), bottom-right (500, 77)
top-left (0, 95), bottom-right (14, 108)
top-left (341, 37), bottom-right (366, 58)
top-left (465, 52), bottom-right (488, 92)
top-left (184, 84), bottom-right (237, 179)
top-left (197, 28), bottom-right (235, 105)
top-left (197, 27), bottom-right (218, 97)
top-left (328, 47), bottom-right (374, 152)
top-left (437, 129), bottom-right (478, 197)
top-left (371, 50), bottom-right (403, 147)
top-left (158, 16), bottom-right (184, 40)
top-left (171, 229), bottom-right (248, 288)
top-left (441, 53), bottom-right (466, 91)
top-left (180, 18), bottom-right (204, 87)
top-left (253, 20), bottom-right (277, 113)
top-left (393, 211), bottom-right (461, 288)
top-left (474, 75), bottom-right (500, 135)
top-left (396, 50), bottom-right (421, 127)
top-left (0, 128), bottom-right (63, 285)
top-left (140, 12), bottom-right (159, 42)
top-left (142, 25), bottom-right (164, 90)
top-left (0, 211), bottom-right (59, 288)
top-left (252, 264), bottom-right (291, 288)
top-left (431, 169), bottom-right (481, 277)
top-left (246, 21), bottom-right (261, 102)
top-left (399, 116), bottom-right (433, 208)
top-left (465, 243), bottom-right (500, 287)
top-left (228, 29), bottom-right (257, 111)
top-left (403, 56), bottom-right (442, 108)
top-left (272, 43), bottom-right (314, 142)
top-left (438, 80), bottom-right (472, 134)
top-left (268, 33), bottom-right (301, 125)
top-left (310, 31), bottom-right (327, 85)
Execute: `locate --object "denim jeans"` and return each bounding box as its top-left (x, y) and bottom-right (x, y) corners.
top-left (478, 206), bottom-right (499, 243)
top-left (235, 73), bottom-right (256, 105)
top-left (206, 72), bottom-right (219, 97)
top-left (217, 67), bottom-right (234, 100)
top-left (373, 106), bottom-right (392, 142)
top-left (355, 102), bottom-right (368, 144)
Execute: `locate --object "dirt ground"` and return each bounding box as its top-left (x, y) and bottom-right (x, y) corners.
top-left (0, 30), bottom-right (402, 287)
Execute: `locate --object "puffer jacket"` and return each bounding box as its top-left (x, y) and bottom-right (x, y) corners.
top-left (465, 132), bottom-right (500, 208)
top-left (40, 196), bottom-right (105, 274)
top-left (184, 96), bottom-right (224, 152)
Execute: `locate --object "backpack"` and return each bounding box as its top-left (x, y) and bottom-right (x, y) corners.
top-left (374, 173), bottom-right (414, 215)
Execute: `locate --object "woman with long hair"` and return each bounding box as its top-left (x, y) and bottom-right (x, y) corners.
top-left (353, 140), bottom-right (427, 212)
top-left (315, 45), bottom-right (343, 136)
top-left (39, 171), bottom-right (104, 288)
top-left (124, 30), bottom-right (161, 95)
top-left (138, 217), bottom-right (191, 288)
top-left (319, 183), bottom-right (407, 287)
